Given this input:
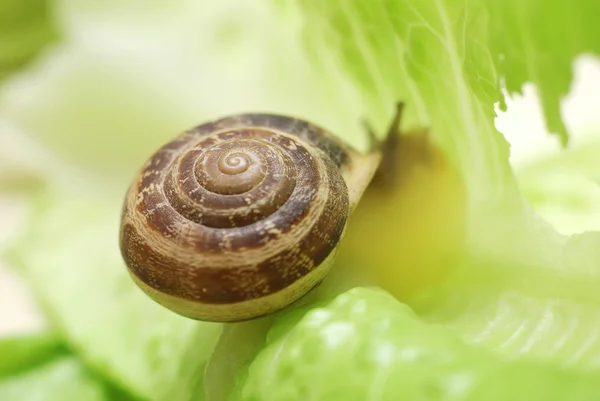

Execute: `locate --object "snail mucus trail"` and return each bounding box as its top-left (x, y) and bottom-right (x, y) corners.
top-left (119, 105), bottom-right (404, 322)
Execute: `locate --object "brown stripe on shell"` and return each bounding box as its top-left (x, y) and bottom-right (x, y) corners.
top-left (135, 131), bottom-right (323, 252)
top-left (120, 151), bottom-right (347, 304)
top-left (126, 142), bottom-right (326, 257)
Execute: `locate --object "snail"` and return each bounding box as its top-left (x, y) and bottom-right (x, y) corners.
top-left (119, 105), bottom-right (404, 322)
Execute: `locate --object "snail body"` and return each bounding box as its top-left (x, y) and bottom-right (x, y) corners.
top-left (119, 112), bottom-right (386, 322)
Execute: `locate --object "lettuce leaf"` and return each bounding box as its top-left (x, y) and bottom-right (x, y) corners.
top-left (488, 0), bottom-right (600, 146)
top-left (235, 288), bottom-right (600, 400)
top-left (293, 0), bottom-right (600, 372)
top-left (0, 333), bottom-right (133, 401)
top-left (0, 0), bottom-right (57, 83)
top-left (0, 333), bottom-right (64, 377)
top-left (0, 357), bottom-right (112, 401)
top-left (0, 1), bottom-right (348, 181)
top-left (7, 194), bottom-right (221, 401)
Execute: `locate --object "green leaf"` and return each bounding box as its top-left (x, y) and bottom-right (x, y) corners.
top-left (514, 131), bottom-right (600, 235)
top-left (294, 0), bottom-right (600, 374)
top-left (488, 0), bottom-right (600, 146)
top-left (0, 333), bottom-right (134, 401)
top-left (0, 0), bottom-right (57, 83)
top-left (0, 1), bottom-right (349, 183)
top-left (412, 245), bottom-right (600, 372)
top-left (0, 333), bottom-right (65, 377)
top-left (297, 0), bottom-right (515, 199)
top-left (235, 287), bottom-right (599, 400)
top-left (0, 357), bottom-right (112, 401)
top-left (293, 0), bottom-right (600, 252)
top-left (297, 0), bottom-right (600, 175)
top-left (7, 193), bottom-right (222, 401)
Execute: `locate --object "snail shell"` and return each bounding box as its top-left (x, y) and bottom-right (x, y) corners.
top-left (119, 113), bottom-right (382, 322)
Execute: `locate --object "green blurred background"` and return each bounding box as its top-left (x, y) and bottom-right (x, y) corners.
top-left (3, 1), bottom-right (600, 400)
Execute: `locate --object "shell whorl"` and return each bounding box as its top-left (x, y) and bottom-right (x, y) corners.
top-left (119, 113), bottom-right (351, 321)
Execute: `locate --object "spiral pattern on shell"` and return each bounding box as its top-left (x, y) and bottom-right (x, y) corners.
top-left (119, 113), bottom-right (351, 322)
